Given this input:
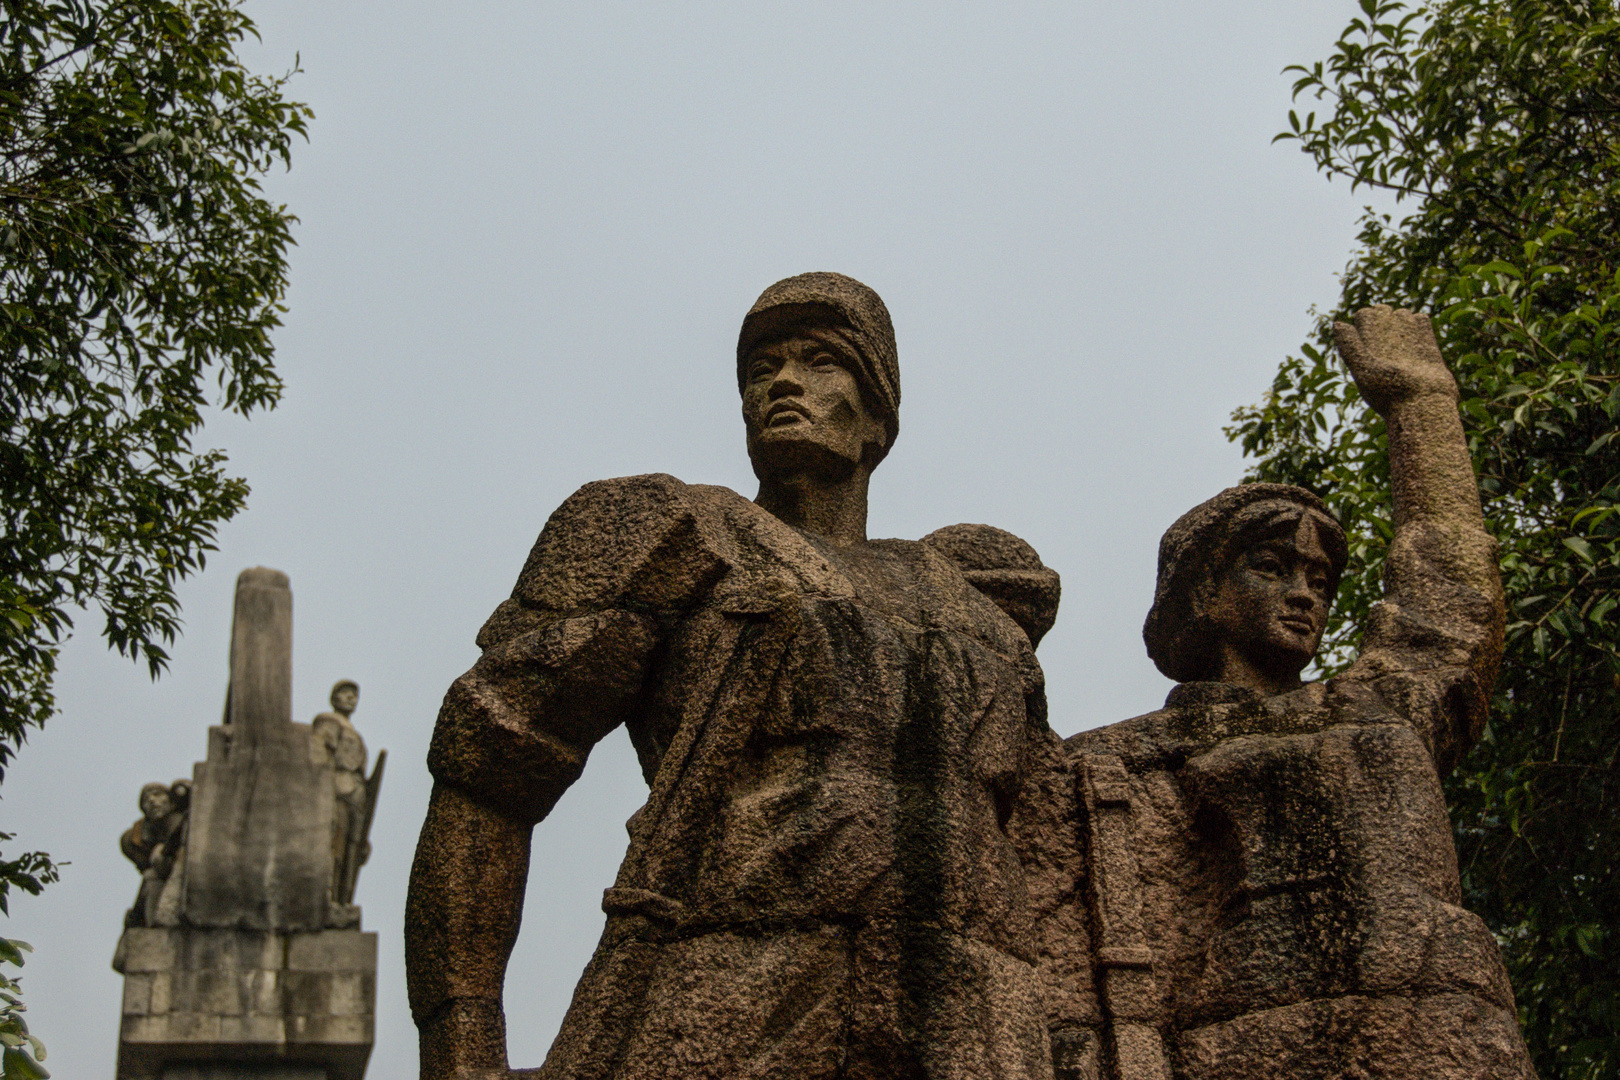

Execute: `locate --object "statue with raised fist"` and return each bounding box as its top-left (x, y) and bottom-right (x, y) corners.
top-left (1053, 307), bottom-right (1535, 1079)
top-left (404, 295), bottom-right (1537, 1080)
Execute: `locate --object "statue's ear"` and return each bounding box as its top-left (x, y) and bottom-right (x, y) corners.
top-left (922, 524), bottom-right (1061, 647)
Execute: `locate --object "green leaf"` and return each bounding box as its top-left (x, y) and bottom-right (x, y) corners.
top-left (2, 1046), bottom-right (49, 1080)
top-left (0, 0), bottom-right (305, 924)
top-left (1562, 537), bottom-right (1594, 564)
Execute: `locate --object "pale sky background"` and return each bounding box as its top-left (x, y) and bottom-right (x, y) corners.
top-left (2, 2), bottom-right (1394, 1075)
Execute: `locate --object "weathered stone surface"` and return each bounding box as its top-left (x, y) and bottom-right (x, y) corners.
top-left (185, 569), bottom-right (332, 931)
top-left (310, 680), bottom-right (385, 926)
top-left (1041, 308), bottom-right (1534, 1078)
top-left (922, 523), bottom-right (1062, 646)
top-left (405, 297), bottom-right (1532, 1078)
top-left (407, 274), bottom-right (1064, 1078)
top-left (1173, 992), bottom-right (1535, 1079)
top-left (120, 779), bottom-right (192, 927)
top-left (113, 927), bottom-right (376, 1080)
top-left (415, 476), bottom-right (1061, 1077)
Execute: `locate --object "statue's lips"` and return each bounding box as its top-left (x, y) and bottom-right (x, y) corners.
top-left (765, 402), bottom-right (811, 426)
top-left (1278, 615), bottom-right (1315, 634)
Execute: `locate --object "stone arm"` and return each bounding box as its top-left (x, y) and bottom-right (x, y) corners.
top-left (407, 606), bottom-right (660, 1077)
top-left (120, 821), bottom-right (152, 872)
top-left (1336, 306), bottom-right (1506, 771)
top-left (406, 474), bottom-right (728, 1080)
top-left (309, 713), bottom-right (339, 766)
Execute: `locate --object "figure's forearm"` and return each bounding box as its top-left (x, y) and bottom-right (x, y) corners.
top-left (1335, 306), bottom-right (1498, 607)
top-left (407, 594), bottom-right (660, 1075)
top-left (1382, 388), bottom-right (1503, 618)
top-left (1385, 390), bottom-right (1486, 533)
top-left (407, 782), bottom-right (532, 1079)
top-left (1338, 308), bottom-right (1506, 770)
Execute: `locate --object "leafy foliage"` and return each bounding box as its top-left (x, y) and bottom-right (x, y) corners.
top-left (0, 843), bottom-right (52, 1077)
top-left (1229, 0), bottom-right (1619, 1074)
top-left (0, 937), bottom-right (45, 1079)
top-left (1, 1), bottom-right (306, 1051)
top-left (0, 0), bottom-right (309, 776)
top-left (0, 838), bottom-right (55, 919)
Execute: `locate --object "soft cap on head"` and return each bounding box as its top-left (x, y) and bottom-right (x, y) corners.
top-left (1143, 483), bottom-right (1348, 683)
top-left (737, 272), bottom-right (900, 456)
top-left (330, 679), bottom-right (358, 710)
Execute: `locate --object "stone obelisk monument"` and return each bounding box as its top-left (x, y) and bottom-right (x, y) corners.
top-left (113, 569), bottom-right (377, 1080)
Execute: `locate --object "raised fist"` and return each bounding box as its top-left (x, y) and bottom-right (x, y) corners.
top-left (1333, 305), bottom-right (1459, 417)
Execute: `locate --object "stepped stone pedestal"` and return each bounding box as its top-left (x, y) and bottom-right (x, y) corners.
top-left (115, 928), bottom-right (374, 1080)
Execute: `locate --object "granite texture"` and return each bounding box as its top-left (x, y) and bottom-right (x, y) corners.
top-left (114, 926), bottom-right (376, 1080)
top-left (1025, 307), bottom-right (1534, 1079)
top-left (409, 476), bottom-right (1063, 1078)
top-left (407, 274), bottom-right (1063, 1078)
top-left (405, 296), bottom-right (1531, 1078)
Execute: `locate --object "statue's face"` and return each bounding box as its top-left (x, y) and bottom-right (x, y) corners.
top-left (140, 788), bottom-right (173, 821)
top-left (742, 333), bottom-right (887, 480)
top-left (332, 686), bottom-right (358, 715)
top-left (1207, 515), bottom-right (1334, 682)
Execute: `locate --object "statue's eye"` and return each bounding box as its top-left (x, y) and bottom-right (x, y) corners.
top-left (810, 351), bottom-right (840, 370)
top-left (748, 361), bottom-right (775, 382)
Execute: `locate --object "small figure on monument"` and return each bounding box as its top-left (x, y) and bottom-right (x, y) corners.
top-left (1055, 307), bottom-right (1536, 1078)
top-left (311, 679), bottom-right (386, 926)
top-left (118, 779), bottom-right (190, 928)
top-left (406, 273), bottom-right (1062, 1079)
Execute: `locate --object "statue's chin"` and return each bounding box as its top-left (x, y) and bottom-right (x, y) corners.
top-left (749, 432), bottom-right (861, 483)
top-left (1254, 652), bottom-right (1313, 691)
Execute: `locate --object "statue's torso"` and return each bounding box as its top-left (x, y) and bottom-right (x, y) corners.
top-left (533, 479), bottom-right (1057, 1080)
top-left (616, 496), bottom-right (1044, 950)
top-left (312, 712), bottom-right (367, 798)
top-left (1050, 679), bottom-right (1529, 1079)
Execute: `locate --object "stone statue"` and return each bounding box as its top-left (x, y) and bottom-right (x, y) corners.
top-left (311, 679), bottom-right (386, 925)
top-left (405, 273), bottom-right (1063, 1078)
top-left (119, 779), bottom-right (190, 928)
top-left (112, 568), bottom-right (377, 1080)
top-left (1039, 307), bottom-right (1536, 1078)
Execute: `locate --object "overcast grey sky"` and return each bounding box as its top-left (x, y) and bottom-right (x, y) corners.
top-left (4, 2), bottom-right (1388, 1074)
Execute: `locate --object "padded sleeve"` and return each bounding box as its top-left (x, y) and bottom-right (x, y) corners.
top-left (922, 522), bottom-right (1062, 647)
top-left (427, 475), bottom-right (731, 823)
top-left (1340, 518), bottom-right (1504, 773)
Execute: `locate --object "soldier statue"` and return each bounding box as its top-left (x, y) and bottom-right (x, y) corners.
top-left (406, 273), bottom-right (1064, 1079)
top-left (311, 679), bottom-right (385, 925)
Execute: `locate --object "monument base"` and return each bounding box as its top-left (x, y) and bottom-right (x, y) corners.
top-left (112, 927), bottom-right (376, 1080)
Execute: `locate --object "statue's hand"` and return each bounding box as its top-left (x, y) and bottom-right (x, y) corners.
top-left (1333, 305), bottom-right (1458, 417)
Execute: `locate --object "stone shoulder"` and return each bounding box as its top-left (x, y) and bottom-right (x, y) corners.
top-left (1062, 678), bottom-right (1402, 771)
top-left (476, 474), bottom-right (737, 647)
top-left (862, 535), bottom-right (1044, 665)
top-left (921, 523), bottom-right (1061, 647)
